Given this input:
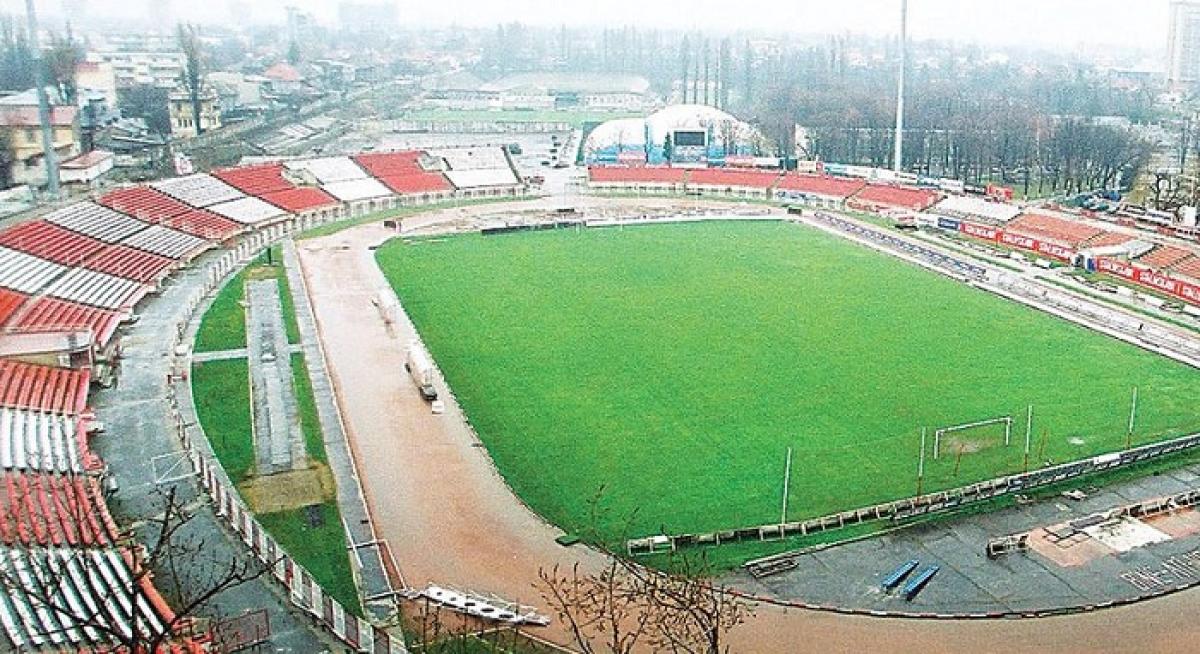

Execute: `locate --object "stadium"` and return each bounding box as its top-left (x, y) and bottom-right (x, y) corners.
top-left (5, 136), bottom-right (1200, 653)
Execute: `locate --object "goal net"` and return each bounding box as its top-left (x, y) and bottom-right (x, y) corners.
top-left (933, 416), bottom-right (1012, 459)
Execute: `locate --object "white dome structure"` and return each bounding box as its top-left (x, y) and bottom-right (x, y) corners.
top-left (584, 104), bottom-right (763, 165)
top-left (584, 117), bottom-right (647, 152)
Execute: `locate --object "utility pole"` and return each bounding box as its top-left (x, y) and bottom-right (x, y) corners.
top-left (780, 447), bottom-right (792, 525)
top-left (893, 0), bottom-right (908, 173)
top-left (917, 427), bottom-right (926, 496)
top-left (25, 0), bottom-right (60, 199)
top-left (1126, 386), bottom-right (1138, 449)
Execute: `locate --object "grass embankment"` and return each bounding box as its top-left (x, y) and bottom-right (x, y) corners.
top-left (193, 247), bottom-right (300, 351)
top-left (377, 220), bottom-right (1200, 566)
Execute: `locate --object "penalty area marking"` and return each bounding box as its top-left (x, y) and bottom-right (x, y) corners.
top-left (151, 451), bottom-right (198, 484)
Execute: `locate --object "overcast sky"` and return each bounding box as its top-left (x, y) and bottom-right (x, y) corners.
top-left (1, 0), bottom-right (1175, 51)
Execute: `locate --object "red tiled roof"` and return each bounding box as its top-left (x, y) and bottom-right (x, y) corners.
top-left (8, 296), bottom-right (122, 347)
top-left (0, 359), bottom-right (89, 415)
top-left (260, 187), bottom-right (339, 213)
top-left (0, 105), bottom-right (76, 127)
top-left (0, 287), bottom-right (26, 326)
top-left (159, 209), bottom-right (243, 241)
top-left (211, 163), bottom-right (294, 196)
top-left (776, 174), bottom-right (866, 199)
top-left (588, 166), bottom-right (688, 184)
top-left (0, 221), bottom-right (104, 267)
top-left (377, 173), bottom-right (453, 195)
top-left (853, 184), bottom-right (940, 211)
top-left (0, 472), bottom-right (117, 547)
top-left (84, 244), bottom-right (175, 283)
top-left (263, 62), bottom-right (302, 82)
top-left (687, 168), bottom-right (782, 189)
top-left (99, 187), bottom-right (191, 222)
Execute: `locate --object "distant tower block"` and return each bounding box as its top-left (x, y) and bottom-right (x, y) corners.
top-left (1168, 1), bottom-right (1200, 91)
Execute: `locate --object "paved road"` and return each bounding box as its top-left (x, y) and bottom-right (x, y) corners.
top-left (298, 197), bottom-right (1200, 653)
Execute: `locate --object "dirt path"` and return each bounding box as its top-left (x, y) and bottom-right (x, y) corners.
top-left (298, 198), bottom-right (1200, 653)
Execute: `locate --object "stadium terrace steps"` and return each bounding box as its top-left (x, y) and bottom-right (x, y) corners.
top-left (1139, 245), bottom-right (1195, 270)
top-left (0, 247), bottom-right (69, 295)
top-left (98, 187), bottom-right (192, 221)
top-left (0, 472), bottom-right (117, 547)
top-left (158, 209), bottom-right (244, 241)
top-left (322, 177), bottom-right (393, 202)
top-left (44, 202), bottom-right (148, 244)
top-left (284, 156), bottom-right (370, 184)
top-left (0, 546), bottom-right (172, 650)
top-left (588, 166), bottom-right (689, 184)
top-left (0, 288), bottom-right (25, 326)
top-left (207, 197), bottom-right (289, 226)
top-left (0, 221), bottom-right (106, 267)
top-left (0, 361), bottom-right (89, 416)
top-left (0, 408), bottom-right (91, 474)
top-left (259, 187), bottom-right (339, 213)
top-left (100, 187), bottom-right (245, 241)
top-left (776, 173), bottom-right (866, 198)
top-left (1008, 213), bottom-right (1105, 248)
top-left (120, 225), bottom-right (210, 260)
top-left (211, 163), bottom-right (295, 195)
top-left (933, 195), bottom-right (1022, 223)
top-left (687, 168), bottom-right (782, 189)
top-left (1174, 256), bottom-right (1200, 282)
top-left (43, 268), bottom-right (147, 311)
top-left (1082, 230), bottom-right (1135, 249)
top-left (83, 244), bottom-right (175, 284)
top-left (151, 173), bottom-right (246, 208)
top-left (852, 183), bottom-right (940, 211)
top-left (6, 296), bottom-right (122, 348)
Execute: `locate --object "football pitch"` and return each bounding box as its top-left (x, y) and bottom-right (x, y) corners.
top-left (375, 220), bottom-right (1200, 548)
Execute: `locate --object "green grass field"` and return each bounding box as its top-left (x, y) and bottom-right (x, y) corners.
top-left (376, 220), bottom-right (1200, 549)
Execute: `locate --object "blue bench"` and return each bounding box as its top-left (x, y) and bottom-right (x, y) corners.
top-left (902, 565), bottom-right (940, 601)
top-left (880, 559), bottom-right (920, 591)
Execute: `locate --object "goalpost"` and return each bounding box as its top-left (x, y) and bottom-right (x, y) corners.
top-left (933, 415), bottom-right (1012, 459)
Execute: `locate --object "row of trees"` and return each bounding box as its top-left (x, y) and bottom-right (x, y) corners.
top-left (477, 24), bottom-right (1150, 196)
top-left (0, 16), bottom-right (82, 101)
top-left (750, 41), bottom-right (1156, 195)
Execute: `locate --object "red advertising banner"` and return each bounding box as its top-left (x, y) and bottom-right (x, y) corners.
top-left (1096, 257), bottom-right (1138, 280)
top-left (1179, 280), bottom-right (1200, 304)
top-left (1036, 241), bottom-right (1075, 262)
top-left (986, 184), bottom-right (1014, 201)
top-left (1001, 232), bottom-right (1038, 250)
top-left (960, 222), bottom-right (1000, 240)
top-left (1136, 269), bottom-right (1182, 295)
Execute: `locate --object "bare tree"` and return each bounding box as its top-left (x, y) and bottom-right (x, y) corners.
top-left (537, 489), bottom-right (753, 654)
top-left (44, 29), bottom-right (82, 104)
top-left (0, 485), bottom-right (277, 651)
top-left (176, 23), bottom-right (206, 136)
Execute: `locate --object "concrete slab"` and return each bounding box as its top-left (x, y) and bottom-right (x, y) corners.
top-left (245, 278), bottom-right (307, 474)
